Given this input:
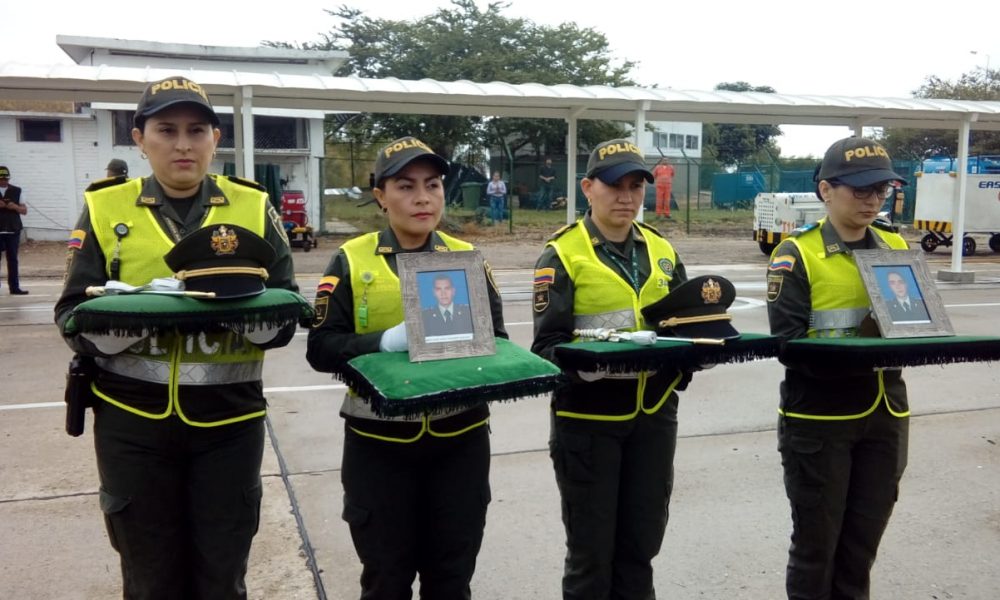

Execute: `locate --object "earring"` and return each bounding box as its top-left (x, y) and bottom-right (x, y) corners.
top-left (140, 152), bottom-right (147, 160)
top-left (381, 206), bottom-right (388, 214)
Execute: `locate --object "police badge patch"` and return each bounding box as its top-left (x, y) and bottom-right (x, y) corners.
top-left (701, 278), bottom-right (722, 304)
top-left (210, 225), bottom-right (239, 255)
top-left (312, 296), bottom-right (329, 327)
top-left (267, 205), bottom-right (290, 245)
top-left (767, 274), bottom-right (783, 302)
top-left (658, 258), bottom-right (674, 277)
top-left (533, 267), bottom-right (555, 313)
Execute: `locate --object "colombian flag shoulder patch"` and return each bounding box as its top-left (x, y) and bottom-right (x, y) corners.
top-left (768, 255), bottom-right (796, 272)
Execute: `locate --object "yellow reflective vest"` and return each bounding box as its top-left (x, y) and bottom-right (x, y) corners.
top-left (548, 223), bottom-right (684, 420)
top-left (84, 175), bottom-right (270, 426)
top-left (781, 219), bottom-right (909, 420)
top-left (339, 231), bottom-right (489, 442)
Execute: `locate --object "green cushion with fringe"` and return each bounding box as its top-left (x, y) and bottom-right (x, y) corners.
top-left (782, 336), bottom-right (1000, 369)
top-left (554, 333), bottom-right (780, 372)
top-left (338, 338), bottom-right (565, 417)
top-left (64, 288), bottom-right (313, 336)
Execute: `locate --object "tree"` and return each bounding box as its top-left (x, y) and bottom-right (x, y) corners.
top-left (880, 67), bottom-right (1000, 160)
top-left (702, 82), bottom-right (783, 167)
top-left (279, 0), bottom-right (635, 160)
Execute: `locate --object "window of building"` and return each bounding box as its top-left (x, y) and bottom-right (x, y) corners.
top-left (19, 119), bottom-right (62, 142)
top-left (653, 132), bottom-right (670, 148)
top-left (668, 133), bottom-right (684, 149)
top-left (113, 111), bottom-right (306, 150)
top-left (216, 115), bottom-right (306, 150)
top-left (112, 111), bottom-right (135, 146)
top-left (685, 135), bottom-right (699, 150)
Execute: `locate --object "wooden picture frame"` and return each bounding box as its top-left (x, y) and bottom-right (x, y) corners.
top-left (397, 250), bottom-right (496, 362)
top-left (853, 249), bottom-right (954, 338)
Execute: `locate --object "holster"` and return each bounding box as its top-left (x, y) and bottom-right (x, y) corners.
top-left (65, 354), bottom-right (98, 437)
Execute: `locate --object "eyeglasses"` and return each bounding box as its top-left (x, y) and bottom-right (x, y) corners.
top-left (831, 181), bottom-right (895, 200)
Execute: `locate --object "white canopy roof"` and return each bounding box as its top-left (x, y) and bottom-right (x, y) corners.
top-left (3, 61), bottom-right (1000, 131)
top-left (0, 60), bottom-right (988, 278)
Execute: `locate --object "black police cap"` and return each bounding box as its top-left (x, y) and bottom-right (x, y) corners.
top-left (815, 137), bottom-right (906, 188)
top-left (641, 275), bottom-right (740, 340)
top-left (585, 139), bottom-right (654, 185)
top-left (164, 224), bottom-right (275, 300)
top-left (373, 136), bottom-right (449, 187)
top-left (134, 76), bottom-right (220, 130)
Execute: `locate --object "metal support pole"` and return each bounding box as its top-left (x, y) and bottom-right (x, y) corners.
top-left (938, 116), bottom-right (976, 282)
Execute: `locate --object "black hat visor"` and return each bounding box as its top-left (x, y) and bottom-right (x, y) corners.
top-left (138, 98), bottom-right (220, 127)
top-left (669, 319), bottom-right (741, 340)
top-left (831, 168), bottom-right (907, 187)
top-left (591, 161), bottom-right (654, 185)
top-left (379, 153), bottom-right (449, 184)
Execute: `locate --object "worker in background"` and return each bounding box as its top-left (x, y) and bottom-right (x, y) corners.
top-left (105, 158), bottom-right (129, 179)
top-left (652, 158), bottom-right (674, 219)
top-left (0, 165), bottom-right (28, 295)
top-left (766, 136), bottom-right (910, 600)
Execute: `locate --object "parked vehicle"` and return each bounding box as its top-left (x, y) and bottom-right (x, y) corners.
top-left (280, 190), bottom-right (317, 252)
top-left (914, 171), bottom-right (1000, 256)
top-left (752, 192), bottom-right (826, 255)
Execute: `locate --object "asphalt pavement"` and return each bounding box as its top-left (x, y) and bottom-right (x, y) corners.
top-left (1, 242), bottom-right (999, 599)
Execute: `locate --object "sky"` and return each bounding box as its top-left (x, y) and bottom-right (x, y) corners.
top-left (7, 0), bottom-right (999, 157)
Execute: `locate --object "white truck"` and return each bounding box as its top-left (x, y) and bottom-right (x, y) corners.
top-left (752, 192), bottom-right (826, 255)
top-left (913, 172), bottom-right (1000, 255)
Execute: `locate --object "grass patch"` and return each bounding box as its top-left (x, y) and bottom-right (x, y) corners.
top-left (320, 192), bottom-right (752, 238)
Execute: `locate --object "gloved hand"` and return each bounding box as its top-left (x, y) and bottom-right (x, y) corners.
top-left (379, 322), bottom-right (409, 352)
top-left (241, 323), bottom-right (283, 344)
top-left (81, 331), bottom-right (148, 355)
top-left (576, 368), bottom-right (608, 382)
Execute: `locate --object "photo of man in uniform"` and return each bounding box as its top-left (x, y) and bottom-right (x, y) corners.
top-left (879, 267), bottom-right (930, 323)
top-left (420, 271), bottom-right (474, 340)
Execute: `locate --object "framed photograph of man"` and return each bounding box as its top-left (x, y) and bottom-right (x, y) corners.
top-left (854, 249), bottom-right (954, 338)
top-left (397, 250), bottom-right (496, 362)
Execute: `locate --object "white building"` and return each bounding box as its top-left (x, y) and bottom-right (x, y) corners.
top-left (0, 36), bottom-right (346, 241)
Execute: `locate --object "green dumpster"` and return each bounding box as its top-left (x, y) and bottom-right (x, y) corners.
top-left (460, 182), bottom-right (482, 210)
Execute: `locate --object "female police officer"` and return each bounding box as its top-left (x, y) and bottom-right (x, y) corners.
top-left (54, 76), bottom-right (297, 599)
top-left (306, 136), bottom-right (507, 599)
top-left (766, 137), bottom-right (910, 599)
top-left (531, 139), bottom-right (691, 599)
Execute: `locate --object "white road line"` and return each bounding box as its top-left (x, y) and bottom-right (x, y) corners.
top-left (264, 384), bottom-right (346, 393)
top-left (0, 384), bottom-right (348, 411)
top-left (0, 402), bottom-right (63, 410)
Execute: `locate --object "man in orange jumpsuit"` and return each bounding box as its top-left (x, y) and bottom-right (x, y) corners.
top-left (652, 159), bottom-right (674, 218)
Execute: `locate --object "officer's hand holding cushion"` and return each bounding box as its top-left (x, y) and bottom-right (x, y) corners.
top-left (239, 323), bottom-right (282, 345)
top-left (81, 331), bottom-right (148, 355)
top-left (576, 368), bottom-right (608, 382)
top-left (379, 322), bottom-right (408, 352)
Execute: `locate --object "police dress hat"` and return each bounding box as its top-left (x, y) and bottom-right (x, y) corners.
top-left (373, 136), bottom-right (449, 186)
top-left (134, 76), bottom-right (220, 129)
top-left (164, 224), bottom-right (275, 299)
top-left (586, 139), bottom-right (654, 185)
top-left (641, 275), bottom-right (740, 339)
top-left (815, 137), bottom-right (906, 188)
top-left (106, 158), bottom-right (128, 177)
